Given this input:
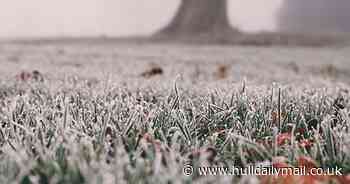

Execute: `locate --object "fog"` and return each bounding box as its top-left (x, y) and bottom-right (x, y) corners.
top-left (279, 0), bottom-right (350, 33)
top-left (0, 0), bottom-right (282, 38)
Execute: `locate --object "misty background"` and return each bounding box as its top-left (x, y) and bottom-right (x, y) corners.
top-left (0, 0), bottom-right (282, 38)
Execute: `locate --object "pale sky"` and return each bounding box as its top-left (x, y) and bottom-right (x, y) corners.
top-left (0, 0), bottom-right (283, 38)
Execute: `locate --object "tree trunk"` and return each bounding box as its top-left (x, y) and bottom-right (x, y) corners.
top-left (278, 0), bottom-right (350, 33)
top-left (155, 0), bottom-right (240, 37)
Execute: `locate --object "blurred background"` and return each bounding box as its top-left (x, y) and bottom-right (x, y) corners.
top-left (0, 0), bottom-right (349, 87)
top-left (0, 0), bottom-right (282, 38)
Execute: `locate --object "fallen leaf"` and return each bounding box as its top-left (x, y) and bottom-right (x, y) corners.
top-left (277, 133), bottom-right (292, 146)
top-left (32, 70), bottom-right (44, 82)
top-left (16, 71), bottom-right (32, 82)
top-left (141, 66), bottom-right (163, 78)
top-left (298, 139), bottom-right (313, 149)
top-left (215, 64), bottom-right (230, 79)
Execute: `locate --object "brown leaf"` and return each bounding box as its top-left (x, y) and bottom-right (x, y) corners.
top-left (298, 139), bottom-right (313, 149)
top-left (32, 70), bottom-right (44, 82)
top-left (141, 66), bottom-right (163, 78)
top-left (277, 133), bottom-right (292, 146)
top-left (16, 71), bottom-right (32, 82)
top-left (215, 64), bottom-right (230, 79)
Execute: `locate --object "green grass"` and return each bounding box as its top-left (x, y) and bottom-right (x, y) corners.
top-left (0, 77), bottom-right (349, 184)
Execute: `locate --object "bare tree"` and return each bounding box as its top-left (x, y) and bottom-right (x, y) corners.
top-left (155, 0), bottom-right (240, 37)
top-left (153, 0), bottom-right (342, 46)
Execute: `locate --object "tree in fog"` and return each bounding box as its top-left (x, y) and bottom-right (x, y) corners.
top-left (155, 0), bottom-right (240, 37)
top-left (278, 0), bottom-right (350, 33)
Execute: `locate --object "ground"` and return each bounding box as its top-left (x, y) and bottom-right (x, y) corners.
top-left (0, 41), bottom-right (349, 183)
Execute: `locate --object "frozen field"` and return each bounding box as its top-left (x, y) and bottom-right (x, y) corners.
top-left (1, 42), bottom-right (350, 87)
top-left (0, 41), bottom-right (349, 183)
